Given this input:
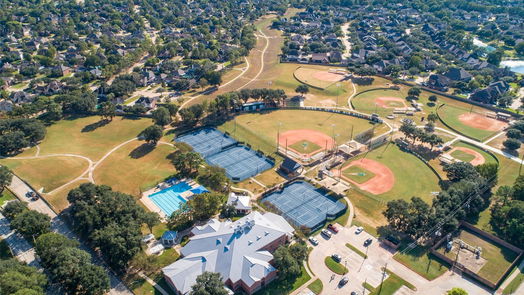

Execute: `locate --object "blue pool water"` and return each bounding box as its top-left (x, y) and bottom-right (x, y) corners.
top-left (148, 181), bottom-right (207, 217)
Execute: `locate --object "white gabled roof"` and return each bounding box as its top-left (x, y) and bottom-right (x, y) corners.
top-left (162, 212), bottom-right (294, 294)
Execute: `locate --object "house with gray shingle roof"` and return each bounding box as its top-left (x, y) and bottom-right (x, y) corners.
top-left (162, 211), bottom-right (294, 295)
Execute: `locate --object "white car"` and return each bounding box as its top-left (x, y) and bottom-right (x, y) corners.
top-left (308, 237), bottom-right (319, 246)
top-left (355, 227), bottom-right (364, 234)
top-left (321, 229), bottom-right (332, 239)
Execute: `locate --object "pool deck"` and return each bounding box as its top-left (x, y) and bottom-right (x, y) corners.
top-left (140, 178), bottom-right (201, 220)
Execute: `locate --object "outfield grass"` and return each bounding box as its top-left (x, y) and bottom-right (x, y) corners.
top-left (253, 265), bottom-right (311, 295)
top-left (343, 143), bottom-right (440, 204)
top-left (437, 104), bottom-right (499, 141)
top-left (93, 141), bottom-right (175, 197)
top-left (218, 109), bottom-right (380, 158)
top-left (352, 89), bottom-right (406, 116)
top-left (342, 165), bottom-right (375, 184)
top-left (438, 228), bottom-right (518, 284)
top-left (324, 256), bottom-right (348, 275)
top-left (0, 190), bottom-right (15, 207)
top-left (348, 190), bottom-right (386, 236)
top-left (307, 279), bottom-right (323, 294)
top-left (289, 140), bottom-right (322, 155)
top-left (0, 156), bottom-right (89, 193)
top-left (394, 245), bottom-right (448, 280)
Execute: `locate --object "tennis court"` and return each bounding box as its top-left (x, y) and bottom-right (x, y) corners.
top-left (176, 128), bottom-right (274, 181)
top-left (176, 128), bottom-right (237, 157)
top-left (263, 180), bottom-right (346, 231)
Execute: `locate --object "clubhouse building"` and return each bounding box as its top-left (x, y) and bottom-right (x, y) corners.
top-left (162, 211), bottom-right (294, 294)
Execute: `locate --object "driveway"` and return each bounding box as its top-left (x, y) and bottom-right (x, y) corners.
top-left (308, 225), bottom-right (493, 295)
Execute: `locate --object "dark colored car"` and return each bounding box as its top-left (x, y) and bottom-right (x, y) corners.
top-left (364, 238), bottom-right (373, 246)
top-left (331, 254), bottom-right (342, 263)
top-left (328, 223), bottom-right (339, 233)
top-left (339, 276), bottom-right (349, 286)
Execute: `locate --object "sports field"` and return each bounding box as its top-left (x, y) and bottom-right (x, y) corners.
top-left (351, 89), bottom-right (407, 116)
top-left (218, 109), bottom-right (384, 158)
top-left (343, 143), bottom-right (440, 203)
top-left (342, 166), bottom-right (375, 184)
top-left (293, 67), bottom-right (346, 89)
top-left (288, 140), bottom-right (322, 155)
top-left (448, 141), bottom-right (497, 166)
top-left (437, 104), bottom-right (507, 141)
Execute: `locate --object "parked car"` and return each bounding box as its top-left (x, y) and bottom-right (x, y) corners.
top-left (339, 276), bottom-right (349, 286)
top-left (328, 223), bottom-right (339, 233)
top-left (26, 191), bottom-right (38, 201)
top-left (364, 238), bottom-right (373, 246)
top-left (355, 227), bottom-right (364, 234)
top-left (321, 229), bottom-right (332, 239)
top-left (350, 292), bottom-right (358, 295)
top-left (331, 253), bottom-right (342, 263)
top-left (308, 237), bottom-right (319, 246)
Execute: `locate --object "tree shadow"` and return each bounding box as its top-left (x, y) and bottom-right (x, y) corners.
top-left (81, 119), bottom-right (110, 133)
top-left (129, 143), bottom-right (155, 159)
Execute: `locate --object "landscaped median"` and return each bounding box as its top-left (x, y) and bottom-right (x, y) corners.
top-left (365, 268), bottom-right (416, 295)
top-left (324, 256), bottom-right (348, 275)
top-left (307, 279), bottom-right (323, 295)
top-left (346, 243), bottom-right (368, 259)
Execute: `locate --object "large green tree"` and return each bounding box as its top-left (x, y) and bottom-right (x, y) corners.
top-left (0, 259), bottom-right (47, 295)
top-left (152, 107), bottom-right (172, 126)
top-left (0, 166), bottom-right (13, 193)
top-left (190, 272), bottom-right (228, 295)
top-left (11, 210), bottom-right (51, 240)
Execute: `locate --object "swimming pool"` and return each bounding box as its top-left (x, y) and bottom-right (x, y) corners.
top-left (148, 181), bottom-right (206, 217)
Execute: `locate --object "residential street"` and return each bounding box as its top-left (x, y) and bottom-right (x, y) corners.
top-left (7, 174), bottom-right (133, 295)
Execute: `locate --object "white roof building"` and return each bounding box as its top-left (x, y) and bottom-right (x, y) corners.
top-left (226, 192), bottom-right (252, 212)
top-left (162, 211), bottom-right (294, 295)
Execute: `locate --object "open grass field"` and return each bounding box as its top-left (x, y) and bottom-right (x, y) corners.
top-left (0, 156), bottom-right (89, 193)
top-left (342, 165), bottom-right (375, 184)
top-left (32, 116), bottom-right (151, 160)
top-left (93, 141), bottom-right (174, 197)
top-left (451, 149), bottom-right (475, 162)
top-left (217, 109), bottom-right (382, 158)
top-left (437, 228), bottom-right (519, 284)
top-left (394, 245), bottom-right (449, 280)
top-left (288, 140), bottom-right (322, 155)
top-left (343, 143), bottom-right (440, 204)
top-left (437, 104), bottom-right (506, 141)
top-left (453, 141), bottom-right (498, 165)
top-left (45, 180), bottom-right (89, 212)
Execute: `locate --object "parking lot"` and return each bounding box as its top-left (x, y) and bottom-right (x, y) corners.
top-left (307, 225), bottom-right (494, 295)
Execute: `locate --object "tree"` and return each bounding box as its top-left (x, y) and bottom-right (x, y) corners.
top-left (0, 259), bottom-right (47, 295)
top-left (516, 42), bottom-right (524, 55)
top-left (205, 71), bottom-right (222, 87)
top-left (506, 129), bottom-right (522, 139)
top-left (447, 288), bottom-right (468, 295)
top-left (443, 162), bottom-right (479, 182)
top-left (295, 84), bottom-right (309, 97)
top-left (197, 166), bottom-right (230, 192)
top-left (99, 102), bottom-right (116, 121)
top-left (383, 197), bottom-right (432, 239)
top-left (190, 272), bottom-right (228, 295)
top-left (427, 112), bottom-right (438, 123)
top-left (171, 151), bottom-right (204, 176)
top-left (475, 163), bottom-right (498, 185)
top-left (11, 210), bottom-right (51, 240)
top-left (165, 104), bottom-right (179, 117)
top-left (512, 175), bottom-right (524, 201)
top-left (503, 138), bottom-right (521, 151)
top-left (189, 192), bottom-right (226, 221)
top-left (143, 212), bottom-right (160, 233)
top-left (2, 200), bottom-right (28, 219)
top-left (428, 95), bottom-right (438, 104)
top-left (273, 246), bottom-right (301, 281)
top-left (487, 49), bottom-right (504, 66)
top-left (408, 87), bottom-right (421, 98)
top-left (142, 125), bottom-right (163, 145)
top-left (152, 107), bottom-right (172, 126)
top-left (0, 166), bottom-right (12, 193)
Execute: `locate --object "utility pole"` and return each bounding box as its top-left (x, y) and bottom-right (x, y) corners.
top-left (519, 151), bottom-right (524, 175)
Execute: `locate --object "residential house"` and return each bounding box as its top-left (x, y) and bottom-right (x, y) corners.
top-left (470, 81), bottom-right (510, 104)
top-left (311, 53), bottom-right (329, 64)
top-left (443, 68), bottom-right (473, 82)
top-left (162, 212), bottom-right (294, 295)
top-left (226, 192), bottom-right (252, 215)
top-left (135, 96), bottom-right (158, 109)
top-left (426, 74), bottom-right (451, 92)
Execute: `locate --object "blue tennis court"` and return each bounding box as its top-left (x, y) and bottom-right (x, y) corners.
top-left (175, 128), bottom-right (274, 181)
top-left (263, 180), bottom-right (346, 230)
top-left (207, 145), bottom-right (274, 181)
top-left (176, 128), bottom-right (236, 157)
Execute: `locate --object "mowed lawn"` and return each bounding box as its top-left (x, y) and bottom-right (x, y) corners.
top-left (35, 116), bottom-right (152, 160)
top-left (0, 156), bottom-right (89, 193)
top-left (289, 140), bottom-right (322, 154)
top-left (342, 165), bottom-right (375, 184)
top-left (438, 229), bottom-right (519, 284)
top-left (437, 104), bottom-right (497, 141)
top-left (218, 109), bottom-right (381, 157)
top-left (94, 141), bottom-right (175, 197)
top-left (344, 143), bottom-right (440, 204)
